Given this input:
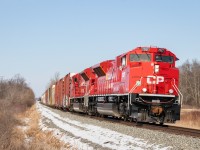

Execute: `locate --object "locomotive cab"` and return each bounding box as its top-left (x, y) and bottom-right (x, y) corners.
top-left (127, 47), bottom-right (182, 124)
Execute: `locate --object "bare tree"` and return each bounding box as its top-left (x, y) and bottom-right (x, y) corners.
top-left (180, 59), bottom-right (200, 107)
top-left (46, 72), bottom-right (60, 88)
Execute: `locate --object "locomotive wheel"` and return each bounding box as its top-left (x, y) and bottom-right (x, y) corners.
top-left (159, 116), bottom-right (165, 125)
top-left (133, 118), bottom-right (138, 124)
top-left (88, 112), bottom-right (92, 116)
top-left (123, 117), bottom-right (127, 121)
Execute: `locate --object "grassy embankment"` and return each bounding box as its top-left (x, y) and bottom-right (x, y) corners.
top-left (0, 75), bottom-right (69, 150)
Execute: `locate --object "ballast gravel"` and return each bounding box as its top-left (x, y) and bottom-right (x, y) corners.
top-left (39, 104), bottom-right (200, 150)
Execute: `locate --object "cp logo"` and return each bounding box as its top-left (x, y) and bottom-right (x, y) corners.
top-left (147, 76), bottom-right (164, 84)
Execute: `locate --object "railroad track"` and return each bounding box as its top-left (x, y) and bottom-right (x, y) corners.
top-left (157, 125), bottom-right (200, 138)
top-left (104, 117), bottom-right (200, 138)
top-left (69, 111), bottom-right (200, 138)
top-left (47, 105), bottom-right (200, 139)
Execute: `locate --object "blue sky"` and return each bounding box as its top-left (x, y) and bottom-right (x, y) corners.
top-left (0, 0), bottom-right (200, 97)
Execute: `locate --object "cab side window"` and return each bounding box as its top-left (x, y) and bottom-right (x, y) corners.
top-left (121, 56), bottom-right (126, 67)
top-left (130, 54), bottom-right (151, 62)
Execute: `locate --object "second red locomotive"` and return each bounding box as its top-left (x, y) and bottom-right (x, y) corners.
top-left (41, 47), bottom-right (182, 124)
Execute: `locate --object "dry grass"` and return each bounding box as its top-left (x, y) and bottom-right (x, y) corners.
top-left (181, 104), bottom-right (200, 110)
top-left (9, 128), bottom-right (26, 150)
top-left (0, 104), bottom-right (70, 150)
top-left (0, 105), bottom-right (26, 150)
top-left (21, 104), bottom-right (70, 150)
top-left (0, 75), bottom-right (35, 150)
top-left (174, 109), bottom-right (200, 129)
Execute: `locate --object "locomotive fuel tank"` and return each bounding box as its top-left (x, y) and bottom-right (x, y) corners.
top-left (96, 96), bottom-right (122, 117)
top-left (97, 103), bottom-right (120, 117)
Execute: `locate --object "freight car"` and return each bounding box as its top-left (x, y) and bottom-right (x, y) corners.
top-left (41, 47), bottom-right (182, 124)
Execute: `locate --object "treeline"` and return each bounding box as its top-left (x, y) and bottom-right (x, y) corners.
top-left (0, 74), bottom-right (35, 149)
top-left (180, 60), bottom-right (200, 108)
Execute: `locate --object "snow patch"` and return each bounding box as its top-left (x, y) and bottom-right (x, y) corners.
top-left (37, 103), bottom-right (172, 150)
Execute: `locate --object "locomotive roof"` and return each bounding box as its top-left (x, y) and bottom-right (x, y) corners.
top-left (91, 59), bottom-right (114, 69)
top-left (117, 46), bottom-right (177, 59)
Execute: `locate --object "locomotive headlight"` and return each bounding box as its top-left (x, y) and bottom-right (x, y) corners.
top-left (169, 89), bottom-right (174, 94)
top-left (142, 88), bottom-right (147, 93)
top-left (154, 65), bottom-right (159, 73)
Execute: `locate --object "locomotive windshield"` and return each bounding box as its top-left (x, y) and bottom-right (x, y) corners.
top-left (155, 55), bottom-right (173, 63)
top-left (130, 54), bottom-right (151, 62)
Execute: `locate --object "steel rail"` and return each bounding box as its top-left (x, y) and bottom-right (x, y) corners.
top-left (42, 103), bottom-right (200, 138)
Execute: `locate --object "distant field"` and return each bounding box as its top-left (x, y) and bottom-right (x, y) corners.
top-left (173, 108), bottom-right (200, 130)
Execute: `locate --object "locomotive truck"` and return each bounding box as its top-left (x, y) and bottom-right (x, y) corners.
top-left (41, 47), bottom-right (182, 124)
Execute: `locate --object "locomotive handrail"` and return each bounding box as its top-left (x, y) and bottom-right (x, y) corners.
top-left (129, 77), bottom-right (143, 93)
top-left (172, 78), bottom-right (183, 106)
top-left (129, 77), bottom-right (143, 107)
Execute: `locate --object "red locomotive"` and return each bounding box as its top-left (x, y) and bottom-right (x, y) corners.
top-left (41, 47), bottom-right (182, 124)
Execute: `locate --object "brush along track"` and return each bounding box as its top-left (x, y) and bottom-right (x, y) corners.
top-left (68, 111), bottom-right (200, 138)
